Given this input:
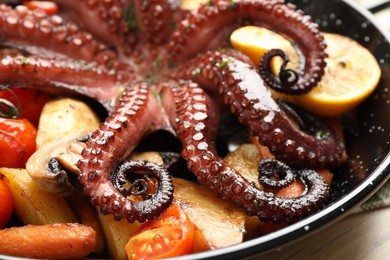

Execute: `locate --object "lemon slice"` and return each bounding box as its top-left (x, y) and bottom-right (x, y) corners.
top-left (230, 26), bottom-right (300, 72)
top-left (294, 33), bottom-right (381, 116)
top-left (230, 26), bottom-right (381, 117)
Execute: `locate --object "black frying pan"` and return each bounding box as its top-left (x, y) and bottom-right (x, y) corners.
top-left (172, 0), bottom-right (390, 259)
top-left (0, 0), bottom-right (388, 259)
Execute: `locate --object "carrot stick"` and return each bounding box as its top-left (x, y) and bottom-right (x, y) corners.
top-left (0, 223), bottom-right (96, 259)
top-left (276, 170), bottom-right (334, 198)
top-left (66, 191), bottom-right (105, 257)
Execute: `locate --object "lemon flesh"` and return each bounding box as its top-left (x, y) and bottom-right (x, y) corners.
top-left (230, 26), bottom-right (381, 117)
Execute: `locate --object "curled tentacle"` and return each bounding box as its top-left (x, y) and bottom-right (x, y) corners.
top-left (111, 160), bottom-right (174, 221)
top-left (77, 82), bottom-right (174, 223)
top-left (163, 81), bottom-right (330, 223)
top-left (258, 159), bottom-right (295, 190)
top-left (260, 49), bottom-right (305, 94)
top-left (175, 50), bottom-right (345, 169)
top-left (112, 160), bottom-right (165, 198)
top-left (168, 0), bottom-right (327, 93)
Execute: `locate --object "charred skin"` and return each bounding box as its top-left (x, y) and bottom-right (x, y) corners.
top-left (162, 81), bottom-right (330, 223)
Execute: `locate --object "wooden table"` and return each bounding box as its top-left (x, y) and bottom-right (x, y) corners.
top-left (257, 207), bottom-right (390, 259)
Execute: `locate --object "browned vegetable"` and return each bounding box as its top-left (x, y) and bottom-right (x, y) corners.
top-left (36, 98), bottom-right (100, 149)
top-left (26, 132), bottom-right (86, 196)
top-left (67, 191), bottom-right (106, 257)
top-left (0, 223), bottom-right (96, 259)
top-left (0, 168), bottom-right (77, 225)
top-left (173, 177), bottom-right (246, 249)
top-left (98, 214), bottom-right (142, 260)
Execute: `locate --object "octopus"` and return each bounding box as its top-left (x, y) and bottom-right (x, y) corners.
top-left (0, 0), bottom-right (346, 224)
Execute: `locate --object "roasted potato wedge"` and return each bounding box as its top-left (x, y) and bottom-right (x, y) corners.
top-left (224, 143), bottom-right (268, 239)
top-left (98, 214), bottom-right (141, 260)
top-left (173, 177), bottom-right (246, 249)
top-left (224, 143), bottom-right (264, 188)
top-left (36, 98), bottom-right (100, 149)
top-left (0, 168), bottom-right (77, 225)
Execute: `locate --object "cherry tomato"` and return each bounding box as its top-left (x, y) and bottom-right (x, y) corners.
top-left (23, 1), bottom-right (59, 15)
top-left (0, 118), bottom-right (37, 168)
top-left (0, 178), bottom-right (13, 228)
top-left (125, 205), bottom-right (195, 259)
top-left (0, 89), bottom-right (51, 126)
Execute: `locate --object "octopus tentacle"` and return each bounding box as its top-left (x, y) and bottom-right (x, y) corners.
top-left (176, 50), bottom-right (344, 168)
top-left (168, 0), bottom-right (327, 93)
top-left (112, 161), bottom-right (152, 197)
top-left (276, 98), bottom-right (305, 129)
top-left (52, 0), bottom-right (130, 48)
top-left (163, 81), bottom-right (329, 223)
top-left (260, 49), bottom-right (303, 93)
top-left (41, 1), bottom-right (141, 67)
top-left (52, 0), bottom-right (187, 66)
top-left (258, 159), bottom-right (295, 190)
top-left (77, 81), bottom-right (173, 222)
top-left (111, 160), bottom-right (174, 221)
top-left (277, 99), bottom-right (338, 143)
top-left (0, 53), bottom-right (125, 112)
top-left (0, 4), bottom-right (117, 65)
top-left (134, 0), bottom-right (187, 45)
top-left (51, 0), bottom-right (147, 63)
top-left (0, 0), bottom-right (347, 230)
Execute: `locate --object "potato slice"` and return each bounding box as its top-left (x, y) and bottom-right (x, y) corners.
top-left (36, 98), bottom-right (100, 149)
top-left (224, 143), bottom-right (265, 239)
top-left (224, 143), bottom-right (263, 188)
top-left (0, 168), bottom-right (77, 225)
top-left (98, 214), bottom-right (141, 260)
top-left (173, 177), bottom-right (246, 249)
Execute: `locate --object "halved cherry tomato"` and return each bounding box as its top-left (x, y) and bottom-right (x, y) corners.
top-left (0, 89), bottom-right (51, 126)
top-left (23, 1), bottom-right (59, 15)
top-left (0, 178), bottom-right (13, 228)
top-left (125, 205), bottom-right (195, 259)
top-left (0, 118), bottom-right (37, 168)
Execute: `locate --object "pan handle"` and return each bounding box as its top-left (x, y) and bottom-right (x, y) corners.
top-left (366, 0), bottom-right (390, 13)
